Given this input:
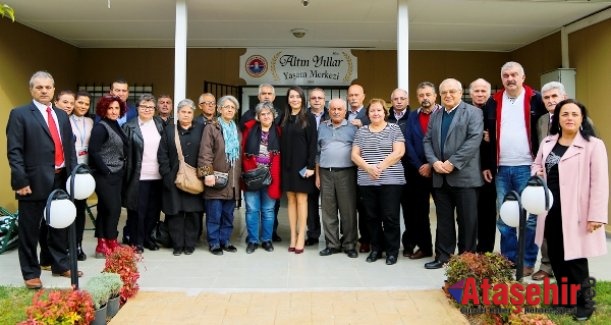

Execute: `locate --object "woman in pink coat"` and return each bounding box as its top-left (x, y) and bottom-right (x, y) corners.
top-left (532, 99), bottom-right (607, 321)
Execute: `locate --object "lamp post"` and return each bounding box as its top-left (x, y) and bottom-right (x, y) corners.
top-left (499, 190), bottom-right (527, 281)
top-left (65, 164), bottom-right (97, 289)
top-left (44, 189), bottom-right (77, 285)
top-left (500, 176), bottom-right (553, 282)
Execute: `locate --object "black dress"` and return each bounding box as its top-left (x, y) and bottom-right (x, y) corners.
top-left (281, 113), bottom-right (317, 193)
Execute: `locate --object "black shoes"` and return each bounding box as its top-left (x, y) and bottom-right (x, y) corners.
top-left (210, 246), bottom-right (223, 256)
top-left (261, 241), bottom-right (274, 252)
top-left (222, 244), bottom-right (237, 253)
top-left (345, 249), bottom-right (358, 258)
top-left (184, 247), bottom-right (194, 255)
top-left (173, 248), bottom-right (183, 256)
top-left (319, 247), bottom-right (341, 256)
top-left (246, 243), bottom-right (258, 254)
top-left (305, 238), bottom-right (319, 246)
top-left (272, 233), bottom-right (282, 242)
top-left (144, 240), bottom-right (160, 251)
top-left (366, 251), bottom-right (382, 263)
top-left (386, 255), bottom-right (398, 265)
top-left (424, 259), bottom-right (446, 269)
top-left (76, 244), bottom-right (87, 261)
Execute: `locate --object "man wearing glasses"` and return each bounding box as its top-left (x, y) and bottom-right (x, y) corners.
top-left (196, 93), bottom-right (216, 126)
top-left (304, 88), bottom-right (329, 247)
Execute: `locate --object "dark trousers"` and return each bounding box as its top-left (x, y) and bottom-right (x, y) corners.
top-left (273, 200), bottom-right (280, 236)
top-left (403, 167), bottom-right (433, 255)
top-left (476, 180), bottom-right (497, 253)
top-left (94, 171), bottom-right (124, 240)
top-left (306, 187), bottom-right (321, 239)
top-left (433, 183), bottom-right (479, 262)
top-left (356, 187), bottom-right (370, 244)
top-left (74, 199), bottom-right (87, 244)
top-left (359, 185), bottom-right (403, 257)
top-left (18, 173), bottom-right (69, 280)
top-left (545, 210), bottom-right (591, 308)
top-left (168, 212), bottom-right (199, 250)
top-left (127, 180), bottom-right (162, 247)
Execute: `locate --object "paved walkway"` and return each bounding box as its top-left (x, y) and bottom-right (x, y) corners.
top-left (109, 290), bottom-right (468, 325)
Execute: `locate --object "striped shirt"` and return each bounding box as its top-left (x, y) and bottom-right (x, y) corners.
top-left (353, 123), bottom-right (406, 186)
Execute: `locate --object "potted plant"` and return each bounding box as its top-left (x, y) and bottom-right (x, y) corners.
top-left (84, 278), bottom-right (110, 325)
top-left (103, 245), bottom-right (141, 305)
top-left (99, 272), bottom-right (123, 318)
top-left (20, 289), bottom-right (94, 325)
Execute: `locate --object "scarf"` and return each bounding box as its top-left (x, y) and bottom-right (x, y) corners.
top-left (218, 118), bottom-right (239, 165)
top-left (245, 122), bottom-right (280, 156)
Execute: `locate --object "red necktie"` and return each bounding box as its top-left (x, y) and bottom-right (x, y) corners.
top-left (46, 107), bottom-right (64, 167)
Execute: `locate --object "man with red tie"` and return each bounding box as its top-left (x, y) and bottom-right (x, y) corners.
top-left (6, 71), bottom-right (79, 289)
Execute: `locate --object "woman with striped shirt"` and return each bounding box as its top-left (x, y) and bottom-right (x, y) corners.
top-left (351, 99), bottom-right (406, 265)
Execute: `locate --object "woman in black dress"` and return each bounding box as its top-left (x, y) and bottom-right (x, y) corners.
top-left (280, 86), bottom-right (317, 254)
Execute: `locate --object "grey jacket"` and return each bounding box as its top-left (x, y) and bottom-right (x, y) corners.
top-left (423, 101), bottom-right (484, 188)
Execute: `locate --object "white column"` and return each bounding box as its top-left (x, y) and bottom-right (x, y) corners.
top-left (397, 0), bottom-right (409, 91)
top-left (174, 0), bottom-right (187, 115)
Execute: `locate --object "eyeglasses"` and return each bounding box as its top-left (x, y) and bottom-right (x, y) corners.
top-left (199, 101), bottom-right (215, 105)
top-left (220, 105), bottom-right (236, 110)
top-left (310, 96), bottom-right (324, 100)
top-left (139, 105), bottom-right (155, 111)
top-left (440, 89), bottom-right (460, 96)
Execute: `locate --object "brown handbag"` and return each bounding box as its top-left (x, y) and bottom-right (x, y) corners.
top-left (174, 127), bottom-right (204, 194)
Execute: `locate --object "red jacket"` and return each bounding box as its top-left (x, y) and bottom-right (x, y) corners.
top-left (241, 119), bottom-right (282, 199)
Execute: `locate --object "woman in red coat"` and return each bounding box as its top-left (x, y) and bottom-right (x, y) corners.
top-left (241, 102), bottom-right (282, 254)
top-left (532, 99), bottom-right (607, 321)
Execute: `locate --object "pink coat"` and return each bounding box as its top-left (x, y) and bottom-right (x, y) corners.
top-left (532, 133), bottom-right (608, 261)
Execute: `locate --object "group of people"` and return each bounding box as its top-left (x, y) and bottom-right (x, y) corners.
top-left (7, 63), bottom-right (607, 320)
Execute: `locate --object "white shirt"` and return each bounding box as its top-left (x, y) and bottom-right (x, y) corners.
top-left (499, 90), bottom-right (532, 166)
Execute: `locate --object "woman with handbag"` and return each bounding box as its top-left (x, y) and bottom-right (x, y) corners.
top-left (241, 102), bottom-right (282, 254)
top-left (198, 95), bottom-right (242, 256)
top-left (158, 99), bottom-right (205, 256)
top-left (122, 94), bottom-right (165, 254)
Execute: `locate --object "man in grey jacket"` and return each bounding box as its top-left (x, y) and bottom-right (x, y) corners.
top-left (423, 78), bottom-right (483, 269)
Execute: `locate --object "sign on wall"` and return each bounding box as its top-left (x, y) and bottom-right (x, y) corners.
top-left (239, 48), bottom-right (358, 86)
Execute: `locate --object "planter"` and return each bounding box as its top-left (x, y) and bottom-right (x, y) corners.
top-left (92, 304), bottom-right (107, 325)
top-left (107, 295), bottom-right (120, 318)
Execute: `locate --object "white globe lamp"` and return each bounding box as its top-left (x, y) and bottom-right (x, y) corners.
top-left (44, 190), bottom-right (77, 229)
top-left (500, 196), bottom-right (521, 228)
top-left (521, 176), bottom-right (553, 215)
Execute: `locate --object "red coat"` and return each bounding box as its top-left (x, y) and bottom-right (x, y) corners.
top-left (532, 133), bottom-right (608, 260)
top-left (241, 120), bottom-right (282, 200)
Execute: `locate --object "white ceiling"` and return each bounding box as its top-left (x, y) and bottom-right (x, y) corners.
top-left (5, 0), bottom-right (611, 51)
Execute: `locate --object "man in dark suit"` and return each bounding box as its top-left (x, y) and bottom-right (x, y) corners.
top-left (469, 78), bottom-right (497, 254)
top-left (344, 83), bottom-right (371, 253)
top-left (304, 88), bottom-right (329, 247)
top-left (402, 82), bottom-right (441, 259)
top-left (7, 71), bottom-right (80, 289)
top-left (423, 78), bottom-right (484, 269)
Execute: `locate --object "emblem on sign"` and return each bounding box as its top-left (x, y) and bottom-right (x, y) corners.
top-left (245, 55), bottom-right (268, 78)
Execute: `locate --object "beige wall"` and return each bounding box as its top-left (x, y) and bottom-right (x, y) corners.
top-left (0, 21), bottom-right (78, 211)
top-left (1, 19), bottom-right (610, 219)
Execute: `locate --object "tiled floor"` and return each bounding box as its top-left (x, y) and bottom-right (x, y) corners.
top-left (1, 202), bottom-right (610, 324)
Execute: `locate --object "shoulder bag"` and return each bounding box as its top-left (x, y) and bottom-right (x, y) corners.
top-left (174, 127), bottom-right (204, 194)
top-left (242, 165), bottom-right (272, 191)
